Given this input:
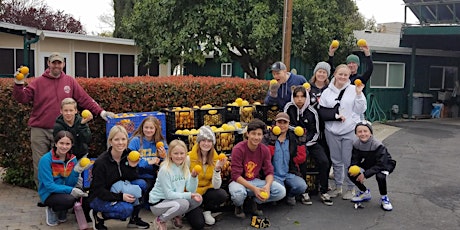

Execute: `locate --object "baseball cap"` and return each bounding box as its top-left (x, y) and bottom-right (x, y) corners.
top-left (49, 52), bottom-right (64, 62)
top-left (270, 61), bottom-right (287, 72)
top-left (275, 112), bottom-right (290, 122)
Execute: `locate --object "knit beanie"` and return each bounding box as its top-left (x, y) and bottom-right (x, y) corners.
top-left (355, 121), bottom-right (373, 134)
top-left (346, 54), bottom-right (360, 66)
top-left (313, 61), bottom-right (331, 77)
top-left (196, 126), bottom-right (216, 145)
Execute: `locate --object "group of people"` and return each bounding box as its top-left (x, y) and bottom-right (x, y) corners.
top-left (13, 46), bottom-right (397, 230)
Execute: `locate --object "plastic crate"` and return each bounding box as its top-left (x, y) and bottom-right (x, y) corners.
top-left (254, 104), bottom-right (282, 125)
top-left (171, 133), bottom-right (198, 151)
top-left (239, 105), bottom-right (257, 123)
top-left (197, 107), bottom-right (225, 127)
top-left (215, 131), bottom-right (237, 154)
top-left (305, 174), bottom-right (319, 195)
top-left (81, 158), bottom-right (96, 189)
top-left (224, 106), bottom-right (240, 123)
top-left (161, 108), bottom-right (199, 142)
top-left (106, 112), bottom-right (166, 139)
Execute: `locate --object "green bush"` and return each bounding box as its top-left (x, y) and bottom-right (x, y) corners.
top-left (0, 76), bottom-right (268, 189)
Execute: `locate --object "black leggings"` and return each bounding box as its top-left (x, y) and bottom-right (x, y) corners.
top-left (304, 143), bottom-right (330, 194)
top-left (185, 207), bottom-right (205, 230)
top-left (202, 188), bottom-right (228, 211)
top-left (348, 172), bottom-right (387, 195)
top-left (44, 193), bottom-right (76, 211)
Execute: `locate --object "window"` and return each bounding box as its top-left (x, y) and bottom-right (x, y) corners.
top-left (429, 66), bottom-right (457, 90)
top-left (103, 54), bottom-right (135, 77)
top-left (221, 63), bottom-right (232, 77)
top-left (370, 62), bottom-right (405, 88)
top-left (0, 48), bottom-right (35, 77)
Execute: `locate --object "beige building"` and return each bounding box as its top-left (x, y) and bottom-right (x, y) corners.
top-left (0, 22), bottom-right (167, 78)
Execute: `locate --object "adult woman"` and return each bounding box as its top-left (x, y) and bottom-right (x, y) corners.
top-left (38, 130), bottom-right (88, 226)
top-left (88, 125), bottom-right (149, 229)
top-left (318, 64), bottom-right (367, 200)
top-left (188, 126), bottom-right (228, 226)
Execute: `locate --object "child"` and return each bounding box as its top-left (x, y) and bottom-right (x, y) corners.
top-left (53, 98), bottom-right (92, 159)
top-left (128, 116), bottom-right (168, 204)
top-left (38, 131), bottom-right (89, 226)
top-left (149, 140), bottom-right (202, 230)
top-left (348, 121), bottom-right (397, 211)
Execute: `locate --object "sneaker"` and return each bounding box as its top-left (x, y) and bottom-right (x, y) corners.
top-left (90, 209), bottom-right (108, 230)
top-left (250, 199), bottom-right (263, 216)
top-left (300, 193), bottom-right (312, 205)
top-left (351, 189), bottom-right (372, 202)
top-left (286, 196), bottom-right (296, 206)
top-left (381, 195), bottom-right (393, 211)
top-left (57, 210), bottom-right (67, 223)
top-left (172, 215), bottom-right (183, 228)
top-left (203, 211), bottom-right (216, 225)
top-left (320, 193), bottom-right (333, 206)
top-left (234, 206), bottom-right (246, 219)
top-left (127, 216), bottom-right (150, 229)
top-left (45, 207), bottom-right (58, 226)
top-left (328, 187), bottom-right (342, 198)
top-left (342, 189), bottom-right (354, 200)
top-left (155, 216), bottom-right (167, 230)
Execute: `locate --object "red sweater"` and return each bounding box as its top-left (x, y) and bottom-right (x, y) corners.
top-left (13, 69), bottom-right (103, 129)
top-left (230, 140), bottom-right (274, 182)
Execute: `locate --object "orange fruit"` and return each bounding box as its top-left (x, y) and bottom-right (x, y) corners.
top-left (79, 157), bottom-right (91, 167)
top-left (218, 153), bottom-right (227, 161)
top-left (303, 82), bottom-right (311, 89)
top-left (15, 72), bottom-right (25, 81)
top-left (235, 98), bottom-right (243, 107)
top-left (81, 109), bottom-right (92, 119)
top-left (193, 165), bottom-right (202, 174)
top-left (348, 165), bottom-right (361, 176)
top-left (272, 126), bottom-right (281, 135)
top-left (156, 142), bottom-right (164, 148)
top-left (357, 39), bottom-right (367, 47)
top-left (331, 40), bottom-right (339, 48)
top-left (270, 79), bottom-right (278, 85)
top-left (354, 79), bottom-right (363, 86)
top-left (20, 66), bottom-right (29, 74)
top-left (128, 151), bottom-right (141, 162)
top-left (294, 126), bottom-right (304, 136)
top-left (260, 191), bottom-right (268, 199)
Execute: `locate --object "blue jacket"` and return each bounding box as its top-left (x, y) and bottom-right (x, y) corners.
top-left (38, 150), bottom-right (79, 202)
top-left (264, 73), bottom-right (306, 109)
top-left (128, 136), bottom-right (168, 179)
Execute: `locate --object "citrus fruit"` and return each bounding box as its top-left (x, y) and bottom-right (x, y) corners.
top-left (242, 100), bottom-right (250, 106)
top-left (128, 151), bottom-right (141, 162)
top-left (208, 110), bottom-right (217, 115)
top-left (294, 126), bottom-right (304, 136)
top-left (20, 66), bottom-right (29, 74)
top-left (218, 153), bottom-right (227, 161)
top-left (357, 39), bottom-right (367, 47)
top-left (348, 165), bottom-right (361, 176)
top-left (79, 157), bottom-right (91, 167)
top-left (235, 98), bottom-right (243, 106)
top-left (253, 101), bottom-right (261, 105)
top-left (156, 142), bottom-right (164, 148)
top-left (15, 72), bottom-right (24, 81)
top-left (303, 82), bottom-right (311, 89)
top-left (272, 126), bottom-right (281, 135)
top-left (354, 79), bottom-right (363, 86)
top-left (270, 79), bottom-right (278, 85)
top-left (81, 109), bottom-right (92, 119)
top-left (331, 40), bottom-right (339, 48)
top-left (193, 165), bottom-right (202, 174)
top-left (260, 191), bottom-right (269, 199)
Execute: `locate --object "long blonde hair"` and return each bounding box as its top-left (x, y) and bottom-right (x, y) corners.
top-left (161, 139), bottom-right (190, 178)
top-left (107, 125), bottom-right (128, 148)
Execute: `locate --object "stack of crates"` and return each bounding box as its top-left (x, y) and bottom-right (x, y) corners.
top-left (305, 155), bottom-right (320, 195)
top-left (197, 107), bottom-right (226, 127)
top-left (161, 107), bottom-right (199, 142)
top-left (105, 112), bottom-right (166, 138)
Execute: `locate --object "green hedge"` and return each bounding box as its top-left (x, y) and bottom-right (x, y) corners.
top-left (0, 76), bottom-right (268, 188)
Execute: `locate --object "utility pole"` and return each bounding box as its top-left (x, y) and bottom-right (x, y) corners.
top-left (281, 0), bottom-right (293, 71)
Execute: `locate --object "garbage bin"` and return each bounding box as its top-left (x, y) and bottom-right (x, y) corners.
top-left (412, 93), bottom-right (423, 115)
top-left (422, 93), bottom-right (434, 115)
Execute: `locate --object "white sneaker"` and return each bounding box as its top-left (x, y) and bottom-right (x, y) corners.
top-left (381, 196), bottom-right (393, 211)
top-left (342, 189), bottom-right (354, 200)
top-left (351, 189), bottom-right (372, 202)
top-left (320, 193), bottom-right (333, 206)
top-left (300, 193), bottom-right (312, 205)
top-left (203, 211), bottom-right (215, 225)
top-left (328, 187), bottom-right (342, 198)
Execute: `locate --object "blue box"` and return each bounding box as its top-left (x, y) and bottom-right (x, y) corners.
top-left (105, 112), bottom-right (166, 139)
top-left (82, 158), bottom-right (96, 189)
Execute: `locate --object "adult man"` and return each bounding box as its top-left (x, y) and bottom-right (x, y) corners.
top-left (13, 52), bottom-right (115, 186)
top-left (229, 119), bottom-right (286, 218)
top-left (328, 43), bottom-right (374, 85)
top-left (262, 112), bottom-right (309, 206)
top-left (264, 61), bottom-right (307, 109)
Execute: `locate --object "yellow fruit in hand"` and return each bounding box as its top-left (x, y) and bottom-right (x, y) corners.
top-left (260, 191), bottom-right (269, 199)
top-left (156, 142), bottom-right (164, 148)
top-left (354, 79), bottom-right (363, 86)
top-left (79, 157), bottom-right (91, 167)
top-left (16, 72), bottom-right (24, 81)
top-left (348, 165), bottom-right (361, 176)
top-left (81, 109), bottom-right (92, 119)
top-left (294, 126), bottom-right (304, 136)
top-left (235, 98), bottom-right (243, 106)
top-left (193, 165), bottom-right (202, 174)
top-left (357, 39), bottom-right (367, 47)
top-left (20, 66), bottom-right (29, 74)
top-left (272, 126), bottom-right (281, 135)
top-left (331, 40), bottom-right (339, 48)
top-left (128, 151), bottom-right (141, 162)
top-left (218, 153), bottom-right (227, 161)
top-left (303, 82), bottom-right (311, 89)
top-left (270, 79), bottom-right (278, 85)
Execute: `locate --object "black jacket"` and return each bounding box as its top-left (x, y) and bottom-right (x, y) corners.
top-left (351, 139), bottom-right (396, 179)
top-left (88, 148), bottom-right (139, 202)
top-left (284, 103), bottom-right (320, 147)
top-left (53, 114), bottom-right (91, 159)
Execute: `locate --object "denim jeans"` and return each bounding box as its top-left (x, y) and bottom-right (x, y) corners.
top-left (110, 180), bottom-right (142, 206)
top-left (275, 174), bottom-right (307, 198)
top-left (228, 178), bottom-right (286, 206)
